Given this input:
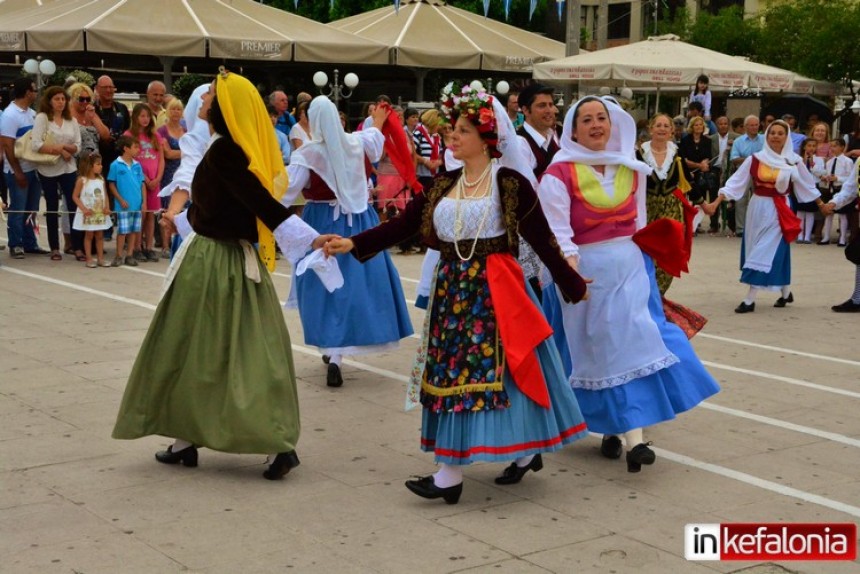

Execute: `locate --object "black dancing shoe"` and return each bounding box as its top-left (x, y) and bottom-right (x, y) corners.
top-left (774, 292), bottom-right (794, 308)
top-left (405, 475), bottom-right (463, 504)
top-left (326, 363), bottom-right (343, 387)
top-left (734, 301), bottom-right (755, 313)
top-left (155, 445), bottom-right (198, 467)
top-left (263, 450), bottom-right (300, 480)
top-left (832, 299), bottom-right (860, 313)
top-left (494, 454), bottom-right (543, 485)
top-left (626, 443), bottom-right (656, 473)
top-left (321, 354), bottom-right (331, 364)
top-left (600, 435), bottom-right (623, 459)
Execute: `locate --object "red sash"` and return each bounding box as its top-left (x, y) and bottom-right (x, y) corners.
top-left (752, 186), bottom-right (802, 243)
top-left (486, 253), bottom-right (551, 409)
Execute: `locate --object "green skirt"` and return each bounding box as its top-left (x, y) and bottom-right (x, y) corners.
top-left (112, 235), bottom-right (300, 454)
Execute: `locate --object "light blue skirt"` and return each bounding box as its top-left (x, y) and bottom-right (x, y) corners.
top-left (544, 255), bottom-right (719, 435)
top-left (421, 286), bottom-right (588, 465)
top-left (297, 203), bottom-right (413, 350)
top-left (740, 236), bottom-right (791, 288)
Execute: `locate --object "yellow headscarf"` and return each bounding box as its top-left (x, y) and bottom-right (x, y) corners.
top-left (214, 68), bottom-right (288, 272)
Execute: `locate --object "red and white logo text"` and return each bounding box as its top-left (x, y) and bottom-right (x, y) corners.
top-left (685, 523), bottom-right (857, 561)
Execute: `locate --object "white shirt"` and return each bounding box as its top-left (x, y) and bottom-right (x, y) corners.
top-left (0, 101), bottom-right (37, 173)
top-left (518, 122), bottom-right (558, 171)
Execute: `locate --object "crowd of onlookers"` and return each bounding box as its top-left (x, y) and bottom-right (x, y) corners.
top-left (2, 72), bottom-right (860, 267)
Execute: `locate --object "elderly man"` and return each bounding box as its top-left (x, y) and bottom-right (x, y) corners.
top-left (146, 81), bottom-right (167, 128)
top-left (95, 75), bottom-right (130, 240)
top-left (269, 90), bottom-right (294, 136)
top-left (708, 116), bottom-right (737, 233)
top-left (727, 115), bottom-right (764, 237)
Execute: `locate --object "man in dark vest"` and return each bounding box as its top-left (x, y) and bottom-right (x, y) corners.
top-left (516, 83), bottom-right (560, 182)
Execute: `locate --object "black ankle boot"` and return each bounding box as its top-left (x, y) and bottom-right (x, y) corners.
top-left (600, 435), bottom-right (623, 459)
top-left (774, 292), bottom-right (794, 307)
top-left (626, 443), bottom-right (656, 473)
top-left (494, 454), bottom-right (543, 485)
top-left (155, 445), bottom-right (198, 467)
top-left (405, 475), bottom-right (463, 504)
top-left (263, 450), bottom-right (300, 480)
top-left (327, 363), bottom-right (343, 387)
top-left (734, 301), bottom-right (755, 313)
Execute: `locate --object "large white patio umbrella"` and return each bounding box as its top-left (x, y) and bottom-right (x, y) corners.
top-left (532, 35), bottom-right (830, 101)
top-left (0, 0), bottom-right (388, 64)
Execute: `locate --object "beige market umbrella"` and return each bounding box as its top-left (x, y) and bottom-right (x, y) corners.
top-left (0, 0), bottom-right (388, 64)
top-left (533, 34), bottom-right (806, 93)
top-left (329, 0), bottom-right (566, 72)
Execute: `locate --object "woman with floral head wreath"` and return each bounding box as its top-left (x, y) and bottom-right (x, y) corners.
top-left (325, 83), bottom-right (589, 504)
top-left (280, 95), bottom-right (413, 388)
top-left (113, 71), bottom-right (335, 480)
top-left (539, 96), bottom-right (720, 473)
top-left (703, 120), bottom-right (825, 312)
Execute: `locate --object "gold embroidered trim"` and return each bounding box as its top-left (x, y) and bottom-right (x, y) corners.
top-left (421, 381), bottom-right (505, 397)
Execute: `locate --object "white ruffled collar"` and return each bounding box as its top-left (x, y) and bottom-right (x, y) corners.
top-left (641, 140), bottom-right (677, 180)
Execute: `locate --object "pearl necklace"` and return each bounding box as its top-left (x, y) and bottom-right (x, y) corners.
top-left (453, 167), bottom-right (495, 262)
top-left (461, 162), bottom-right (492, 189)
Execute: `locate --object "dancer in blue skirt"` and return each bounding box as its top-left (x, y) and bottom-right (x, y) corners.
top-left (326, 85), bottom-right (590, 504)
top-left (539, 96), bottom-right (720, 473)
top-left (283, 96), bottom-right (413, 387)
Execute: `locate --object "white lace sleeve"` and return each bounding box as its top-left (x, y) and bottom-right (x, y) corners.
top-left (793, 161), bottom-right (821, 203)
top-left (273, 214), bottom-right (319, 264)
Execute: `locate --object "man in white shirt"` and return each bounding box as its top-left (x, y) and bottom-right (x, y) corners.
top-left (516, 83), bottom-right (560, 183)
top-left (0, 77), bottom-right (45, 259)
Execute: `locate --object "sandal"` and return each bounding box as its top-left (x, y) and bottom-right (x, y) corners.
top-left (63, 247), bottom-right (74, 255)
top-left (50, 251), bottom-right (62, 261)
top-left (74, 251), bottom-right (87, 262)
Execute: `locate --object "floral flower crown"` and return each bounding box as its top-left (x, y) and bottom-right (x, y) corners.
top-left (440, 82), bottom-right (500, 156)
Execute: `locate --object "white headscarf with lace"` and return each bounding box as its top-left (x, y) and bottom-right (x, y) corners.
top-left (290, 95), bottom-right (368, 214)
top-left (491, 95), bottom-right (538, 188)
top-left (550, 95), bottom-right (651, 176)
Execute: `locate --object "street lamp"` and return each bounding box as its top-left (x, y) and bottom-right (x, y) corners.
top-left (312, 69), bottom-right (358, 106)
top-left (23, 57), bottom-right (56, 96)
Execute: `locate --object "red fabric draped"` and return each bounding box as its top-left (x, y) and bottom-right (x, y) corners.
top-left (486, 253), bottom-right (551, 409)
top-left (632, 188), bottom-right (698, 278)
top-left (378, 103), bottom-right (422, 194)
top-left (752, 186), bottom-right (802, 244)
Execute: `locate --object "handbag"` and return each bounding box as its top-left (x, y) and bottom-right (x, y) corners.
top-left (13, 129), bottom-right (60, 165)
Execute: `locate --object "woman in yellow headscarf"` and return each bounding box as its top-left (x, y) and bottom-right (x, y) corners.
top-left (113, 70), bottom-right (333, 480)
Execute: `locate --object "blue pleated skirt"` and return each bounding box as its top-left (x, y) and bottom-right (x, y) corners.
top-left (297, 203), bottom-right (413, 351)
top-left (420, 285), bottom-right (589, 465)
top-left (543, 255), bottom-right (720, 435)
top-left (739, 236), bottom-right (791, 288)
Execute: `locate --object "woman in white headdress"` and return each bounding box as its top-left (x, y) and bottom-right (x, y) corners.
top-left (325, 84), bottom-right (589, 504)
top-left (539, 96), bottom-right (720, 473)
top-left (160, 82), bottom-right (211, 252)
top-left (282, 96), bottom-right (413, 387)
top-left (704, 120), bottom-right (823, 312)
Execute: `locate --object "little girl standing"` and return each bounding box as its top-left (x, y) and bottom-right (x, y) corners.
top-left (124, 103), bottom-right (164, 262)
top-left (689, 74), bottom-right (711, 120)
top-left (72, 151), bottom-right (113, 267)
top-left (796, 138), bottom-right (823, 244)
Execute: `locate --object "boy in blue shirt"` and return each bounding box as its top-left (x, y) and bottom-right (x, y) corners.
top-left (107, 135), bottom-right (145, 267)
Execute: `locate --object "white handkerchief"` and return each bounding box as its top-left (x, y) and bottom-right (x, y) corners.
top-left (295, 248), bottom-right (344, 292)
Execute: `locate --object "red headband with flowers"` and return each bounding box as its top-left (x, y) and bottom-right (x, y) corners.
top-left (439, 82), bottom-right (500, 158)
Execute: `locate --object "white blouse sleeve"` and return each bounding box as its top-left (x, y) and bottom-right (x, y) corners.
top-left (835, 156), bottom-right (854, 186)
top-left (273, 214), bottom-right (319, 264)
top-left (831, 159), bottom-right (859, 209)
top-left (356, 127), bottom-right (384, 163)
top-left (283, 163), bottom-right (310, 208)
top-left (159, 133), bottom-right (206, 198)
top-left (538, 172), bottom-right (578, 258)
top-left (635, 171), bottom-right (647, 230)
top-left (719, 156), bottom-right (753, 201)
top-left (792, 161), bottom-right (822, 203)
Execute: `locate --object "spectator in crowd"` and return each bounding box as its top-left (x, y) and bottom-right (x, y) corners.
top-left (731, 117), bottom-right (745, 136)
top-left (781, 114), bottom-right (805, 154)
top-left (267, 104), bottom-right (291, 166)
top-left (1, 77), bottom-right (46, 259)
top-left (290, 101), bottom-right (311, 151)
top-left (689, 74), bottom-right (711, 120)
top-left (710, 115), bottom-right (737, 233)
top-left (269, 90), bottom-right (294, 136)
top-left (157, 98), bottom-right (186, 258)
top-left (146, 81), bottom-right (167, 128)
top-left (124, 104), bottom-right (164, 262)
top-left (503, 90), bottom-right (523, 129)
top-left (31, 86), bottom-right (81, 261)
top-left (762, 113), bottom-right (775, 132)
top-left (94, 75), bottom-right (130, 240)
top-left (672, 115), bottom-right (686, 144)
top-left (687, 101), bottom-right (716, 135)
top-left (413, 109), bottom-right (443, 192)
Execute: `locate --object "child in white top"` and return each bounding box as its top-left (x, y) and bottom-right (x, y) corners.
top-left (72, 151), bottom-right (113, 267)
top-left (822, 139), bottom-right (855, 246)
top-left (689, 74), bottom-right (712, 120)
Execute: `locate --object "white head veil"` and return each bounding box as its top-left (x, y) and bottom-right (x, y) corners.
top-left (491, 95), bottom-right (538, 188)
top-left (158, 82), bottom-right (210, 198)
top-left (290, 95), bottom-right (368, 214)
top-left (550, 95), bottom-right (651, 175)
top-left (753, 119), bottom-right (801, 193)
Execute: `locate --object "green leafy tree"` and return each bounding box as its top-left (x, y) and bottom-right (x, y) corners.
top-left (172, 73), bottom-right (208, 104)
top-left (685, 6), bottom-right (759, 60)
